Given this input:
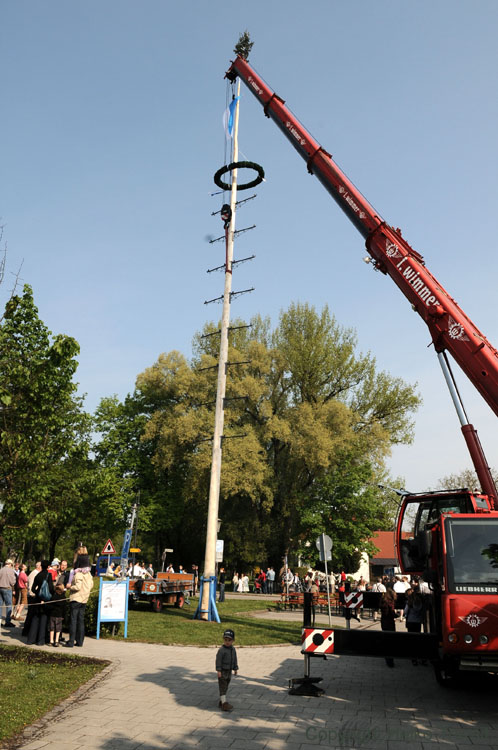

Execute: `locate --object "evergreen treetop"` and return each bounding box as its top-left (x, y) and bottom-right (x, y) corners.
top-left (234, 31), bottom-right (253, 60)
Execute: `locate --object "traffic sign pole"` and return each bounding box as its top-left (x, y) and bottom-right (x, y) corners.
top-left (316, 534), bottom-right (333, 627)
top-left (323, 556), bottom-right (332, 627)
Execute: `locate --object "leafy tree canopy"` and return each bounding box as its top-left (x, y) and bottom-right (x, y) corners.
top-left (0, 284), bottom-right (88, 555)
top-left (127, 302), bottom-right (421, 571)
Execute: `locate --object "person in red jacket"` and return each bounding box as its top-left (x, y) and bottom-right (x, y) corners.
top-left (12, 564), bottom-right (28, 621)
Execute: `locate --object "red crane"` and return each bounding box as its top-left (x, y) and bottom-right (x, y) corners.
top-left (226, 53), bottom-right (498, 683)
top-left (226, 55), bottom-right (497, 505)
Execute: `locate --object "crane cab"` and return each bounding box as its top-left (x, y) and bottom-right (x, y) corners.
top-left (396, 489), bottom-right (493, 575)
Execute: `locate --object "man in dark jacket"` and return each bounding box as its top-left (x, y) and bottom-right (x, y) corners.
top-left (27, 560), bottom-right (55, 645)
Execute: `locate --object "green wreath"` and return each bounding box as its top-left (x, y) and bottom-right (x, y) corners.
top-left (214, 161), bottom-right (264, 191)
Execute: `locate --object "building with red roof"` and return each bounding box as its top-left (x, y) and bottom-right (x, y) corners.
top-left (368, 530), bottom-right (398, 579)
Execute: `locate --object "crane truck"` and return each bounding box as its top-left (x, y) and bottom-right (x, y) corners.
top-left (225, 53), bottom-right (498, 683)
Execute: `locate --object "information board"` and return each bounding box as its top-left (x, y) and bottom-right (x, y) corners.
top-left (96, 577), bottom-right (129, 639)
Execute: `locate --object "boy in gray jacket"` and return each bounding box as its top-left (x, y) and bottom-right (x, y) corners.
top-left (216, 628), bottom-right (238, 711)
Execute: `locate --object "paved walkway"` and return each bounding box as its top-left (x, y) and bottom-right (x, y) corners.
top-left (3, 614), bottom-right (498, 750)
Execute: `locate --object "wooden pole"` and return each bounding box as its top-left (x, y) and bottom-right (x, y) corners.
top-left (200, 81), bottom-right (241, 619)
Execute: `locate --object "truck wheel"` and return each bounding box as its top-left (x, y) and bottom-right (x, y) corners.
top-left (434, 659), bottom-right (459, 687)
top-left (174, 593), bottom-right (185, 608)
top-left (151, 597), bottom-right (163, 613)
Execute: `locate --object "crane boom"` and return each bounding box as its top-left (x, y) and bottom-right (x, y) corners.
top-left (226, 55), bottom-right (498, 502)
top-left (226, 57), bottom-right (498, 420)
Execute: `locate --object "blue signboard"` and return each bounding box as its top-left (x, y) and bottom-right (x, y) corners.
top-left (96, 577), bottom-right (129, 639)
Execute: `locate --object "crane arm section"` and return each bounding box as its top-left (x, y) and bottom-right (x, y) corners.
top-left (226, 56), bottom-right (498, 422)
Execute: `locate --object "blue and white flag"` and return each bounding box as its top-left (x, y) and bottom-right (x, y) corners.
top-left (223, 96), bottom-right (240, 138)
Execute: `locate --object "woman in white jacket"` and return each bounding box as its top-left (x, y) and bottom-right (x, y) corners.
top-left (65, 548), bottom-right (94, 648)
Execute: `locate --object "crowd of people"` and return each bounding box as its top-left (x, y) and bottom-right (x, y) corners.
top-left (2, 552), bottom-right (430, 656)
top-left (0, 548), bottom-right (94, 648)
top-left (374, 573), bottom-right (430, 668)
top-left (221, 566), bottom-right (372, 597)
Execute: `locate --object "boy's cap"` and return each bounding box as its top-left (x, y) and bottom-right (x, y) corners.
top-left (223, 629), bottom-right (235, 639)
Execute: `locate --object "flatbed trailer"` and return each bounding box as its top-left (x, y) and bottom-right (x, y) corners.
top-left (128, 572), bottom-right (194, 612)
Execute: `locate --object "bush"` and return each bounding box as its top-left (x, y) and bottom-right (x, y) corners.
top-left (85, 588), bottom-right (122, 636)
top-left (63, 586), bottom-right (122, 637)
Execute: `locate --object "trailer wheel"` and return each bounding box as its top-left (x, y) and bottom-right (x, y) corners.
top-left (151, 597), bottom-right (163, 613)
top-left (174, 593), bottom-right (185, 608)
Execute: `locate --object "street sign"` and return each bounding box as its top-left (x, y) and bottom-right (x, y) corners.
top-left (316, 533), bottom-right (332, 562)
top-left (101, 539), bottom-right (116, 555)
top-left (129, 548), bottom-right (141, 553)
top-left (215, 539), bottom-right (224, 563)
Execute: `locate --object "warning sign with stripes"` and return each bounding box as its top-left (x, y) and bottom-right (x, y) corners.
top-left (301, 628), bottom-right (334, 654)
top-left (344, 592), bottom-right (363, 609)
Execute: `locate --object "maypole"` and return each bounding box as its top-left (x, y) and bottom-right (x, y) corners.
top-left (195, 32), bottom-right (263, 621)
top-left (196, 82), bottom-right (241, 621)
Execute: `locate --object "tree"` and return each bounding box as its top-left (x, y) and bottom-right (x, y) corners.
top-left (0, 285), bottom-right (88, 555)
top-left (436, 468), bottom-right (498, 494)
top-left (297, 451), bottom-right (392, 571)
top-left (90, 391), bottom-right (187, 564)
top-left (132, 303), bottom-right (421, 571)
top-left (234, 31), bottom-right (254, 60)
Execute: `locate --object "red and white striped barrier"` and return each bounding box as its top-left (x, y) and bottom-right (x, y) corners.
top-left (344, 592), bottom-right (363, 609)
top-left (301, 628), bottom-right (334, 654)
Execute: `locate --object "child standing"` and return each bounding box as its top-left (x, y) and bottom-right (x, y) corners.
top-left (48, 584), bottom-right (67, 647)
top-left (216, 628), bottom-right (239, 711)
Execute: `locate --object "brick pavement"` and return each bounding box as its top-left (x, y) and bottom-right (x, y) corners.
top-left (3, 619), bottom-right (498, 749)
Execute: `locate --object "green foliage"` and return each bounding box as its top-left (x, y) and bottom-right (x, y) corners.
top-left (297, 451), bottom-right (391, 570)
top-left (91, 386), bottom-right (191, 563)
top-left (83, 588), bottom-right (122, 636)
top-left (0, 285), bottom-right (91, 556)
top-left (109, 302), bottom-right (421, 573)
top-left (234, 31), bottom-right (253, 60)
top-left (1, 291), bottom-right (417, 571)
top-left (436, 467), bottom-right (498, 493)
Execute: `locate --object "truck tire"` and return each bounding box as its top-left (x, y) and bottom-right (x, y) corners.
top-left (434, 658), bottom-right (459, 687)
top-left (151, 597), bottom-right (163, 613)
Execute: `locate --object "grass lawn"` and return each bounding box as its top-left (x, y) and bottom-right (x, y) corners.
top-left (108, 596), bottom-right (302, 646)
top-left (0, 644), bottom-right (109, 746)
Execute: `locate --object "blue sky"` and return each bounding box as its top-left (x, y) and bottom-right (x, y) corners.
top-left (2, 1), bottom-right (498, 492)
